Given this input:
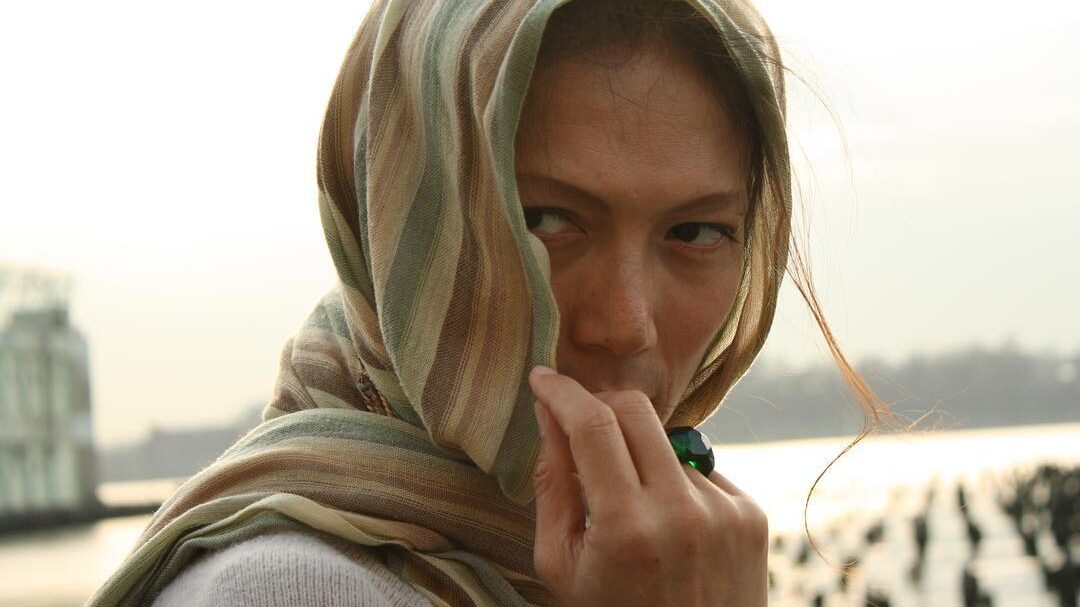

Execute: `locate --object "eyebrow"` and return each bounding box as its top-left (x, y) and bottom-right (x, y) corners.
top-left (516, 172), bottom-right (747, 217)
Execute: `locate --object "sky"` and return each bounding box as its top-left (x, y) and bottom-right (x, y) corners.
top-left (2, 0), bottom-right (1078, 447)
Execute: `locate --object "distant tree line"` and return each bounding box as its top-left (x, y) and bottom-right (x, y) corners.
top-left (703, 344), bottom-right (1080, 444)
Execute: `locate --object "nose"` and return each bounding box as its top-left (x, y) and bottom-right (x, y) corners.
top-left (568, 254), bottom-right (659, 359)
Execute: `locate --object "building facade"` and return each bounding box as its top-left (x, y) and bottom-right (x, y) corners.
top-left (0, 305), bottom-right (97, 515)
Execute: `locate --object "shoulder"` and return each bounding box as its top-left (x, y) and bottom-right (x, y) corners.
top-left (150, 531), bottom-right (434, 607)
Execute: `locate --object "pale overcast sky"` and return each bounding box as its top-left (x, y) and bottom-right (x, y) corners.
top-left (2, 1), bottom-right (1077, 446)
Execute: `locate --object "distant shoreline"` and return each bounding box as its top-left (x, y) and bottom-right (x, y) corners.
top-left (0, 502), bottom-right (160, 536)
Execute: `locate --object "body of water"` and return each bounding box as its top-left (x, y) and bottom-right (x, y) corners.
top-left (1, 422), bottom-right (1077, 606)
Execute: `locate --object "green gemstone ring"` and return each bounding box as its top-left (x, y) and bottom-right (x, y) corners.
top-left (666, 426), bottom-right (715, 476)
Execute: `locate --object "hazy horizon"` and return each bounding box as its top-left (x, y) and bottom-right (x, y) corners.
top-left (2, 0), bottom-right (1078, 447)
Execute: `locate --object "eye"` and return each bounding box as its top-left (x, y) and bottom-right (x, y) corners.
top-left (668, 223), bottom-right (738, 248)
top-left (523, 208), bottom-right (570, 236)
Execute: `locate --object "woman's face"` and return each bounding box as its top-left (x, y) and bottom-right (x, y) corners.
top-left (515, 40), bottom-right (749, 424)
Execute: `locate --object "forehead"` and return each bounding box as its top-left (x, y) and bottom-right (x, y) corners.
top-left (515, 41), bottom-right (750, 202)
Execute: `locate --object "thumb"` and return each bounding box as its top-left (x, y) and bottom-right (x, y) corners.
top-left (532, 399), bottom-right (584, 572)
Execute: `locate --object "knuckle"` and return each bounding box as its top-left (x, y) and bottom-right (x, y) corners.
top-left (665, 497), bottom-right (711, 543)
top-left (663, 483), bottom-right (696, 511)
top-left (605, 390), bottom-right (654, 415)
top-left (531, 458), bottom-right (558, 495)
top-left (738, 498), bottom-right (770, 542)
top-left (676, 499), bottom-right (712, 531)
top-left (577, 406), bottom-right (619, 436)
top-left (706, 492), bottom-right (769, 545)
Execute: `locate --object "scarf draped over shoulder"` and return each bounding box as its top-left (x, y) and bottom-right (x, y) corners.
top-left (88, 0), bottom-right (790, 605)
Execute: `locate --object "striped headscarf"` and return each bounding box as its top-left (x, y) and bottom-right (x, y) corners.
top-left (88, 0), bottom-right (790, 605)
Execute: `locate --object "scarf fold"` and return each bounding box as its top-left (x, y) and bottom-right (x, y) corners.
top-left (88, 0), bottom-right (790, 604)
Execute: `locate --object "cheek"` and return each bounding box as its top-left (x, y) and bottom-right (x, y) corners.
top-left (657, 265), bottom-right (742, 369)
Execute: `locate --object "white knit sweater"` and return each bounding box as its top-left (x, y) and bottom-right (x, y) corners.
top-left (150, 532), bottom-right (435, 607)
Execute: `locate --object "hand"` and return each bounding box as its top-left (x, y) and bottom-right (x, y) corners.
top-left (529, 366), bottom-right (769, 607)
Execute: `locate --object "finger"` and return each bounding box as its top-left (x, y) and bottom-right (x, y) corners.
top-left (529, 367), bottom-right (640, 517)
top-left (706, 469), bottom-right (746, 497)
top-left (681, 461), bottom-right (745, 498)
top-left (532, 398), bottom-right (586, 543)
top-left (682, 462), bottom-right (714, 495)
top-left (597, 390), bottom-right (687, 491)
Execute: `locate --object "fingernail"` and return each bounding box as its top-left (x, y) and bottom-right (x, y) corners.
top-left (532, 365), bottom-right (556, 376)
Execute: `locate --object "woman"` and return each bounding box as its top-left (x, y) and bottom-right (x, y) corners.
top-left (89, 0), bottom-right (898, 605)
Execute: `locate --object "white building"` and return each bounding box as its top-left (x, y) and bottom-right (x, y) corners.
top-left (0, 290), bottom-right (97, 515)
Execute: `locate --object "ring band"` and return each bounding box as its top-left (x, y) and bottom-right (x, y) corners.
top-left (666, 426), bottom-right (715, 476)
